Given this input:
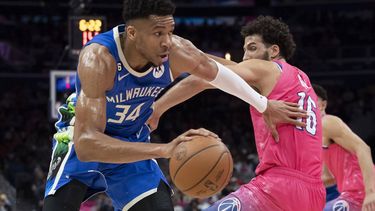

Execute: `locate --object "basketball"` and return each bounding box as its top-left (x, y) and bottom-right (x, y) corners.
top-left (169, 135), bottom-right (233, 198)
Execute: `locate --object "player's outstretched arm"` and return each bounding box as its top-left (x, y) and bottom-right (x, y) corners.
top-left (206, 54), bottom-right (238, 65)
top-left (73, 44), bottom-right (218, 163)
top-left (169, 36), bottom-right (307, 139)
top-left (323, 115), bottom-right (375, 210)
top-left (169, 35), bottom-right (267, 113)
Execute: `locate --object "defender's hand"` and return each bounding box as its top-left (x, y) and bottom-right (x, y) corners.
top-left (163, 128), bottom-right (219, 158)
top-left (263, 100), bottom-right (308, 142)
top-left (363, 192), bottom-right (375, 211)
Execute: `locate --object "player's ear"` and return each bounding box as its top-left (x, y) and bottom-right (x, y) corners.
top-left (126, 25), bottom-right (137, 41)
top-left (269, 45), bottom-right (280, 59)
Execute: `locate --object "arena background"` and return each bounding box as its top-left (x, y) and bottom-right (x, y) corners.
top-left (0, 0), bottom-right (374, 210)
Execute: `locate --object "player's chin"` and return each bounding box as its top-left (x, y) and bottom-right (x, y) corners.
top-left (153, 56), bottom-right (165, 67)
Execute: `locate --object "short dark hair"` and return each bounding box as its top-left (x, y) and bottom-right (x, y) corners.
top-left (312, 84), bottom-right (328, 101)
top-left (122, 0), bottom-right (175, 23)
top-left (241, 16), bottom-right (296, 60)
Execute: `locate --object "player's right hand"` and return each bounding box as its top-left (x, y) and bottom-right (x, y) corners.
top-left (164, 128), bottom-right (219, 158)
top-left (146, 110), bottom-right (161, 132)
top-left (263, 100), bottom-right (308, 142)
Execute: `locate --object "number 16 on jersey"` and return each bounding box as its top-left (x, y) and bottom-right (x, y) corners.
top-left (296, 92), bottom-right (317, 135)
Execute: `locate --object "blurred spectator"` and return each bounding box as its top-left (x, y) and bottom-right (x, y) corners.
top-left (0, 193), bottom-right (11, 211)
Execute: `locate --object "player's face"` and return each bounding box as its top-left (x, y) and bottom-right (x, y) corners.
top-left (317, 97), bottom-right (327, 113)
top-left (242, 35), bottom-right (271, 61)
top-left (134, 15), bottom-right (175, 66)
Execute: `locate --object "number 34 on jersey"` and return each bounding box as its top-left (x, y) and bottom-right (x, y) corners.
top-left (107, 103), bottom-right (145, 124)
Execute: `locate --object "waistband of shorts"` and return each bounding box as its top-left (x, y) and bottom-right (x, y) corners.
top-left (262, 166), bottom-right (323, 185)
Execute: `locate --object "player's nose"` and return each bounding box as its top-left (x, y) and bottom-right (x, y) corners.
top-left (161, 35), bottom-right (172, 50)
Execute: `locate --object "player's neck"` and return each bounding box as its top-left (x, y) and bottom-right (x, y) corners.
top-left (122, 37), bottom-right (150, 72)
top-left (272, 56), bottom-right (285, 62)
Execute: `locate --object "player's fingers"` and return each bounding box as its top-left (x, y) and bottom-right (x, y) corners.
top-left (288, 118), bottom-right (307, 127)
top-left (184, 128), bottom-right (216, 138)
top-left (367, 204), bottom-right (372, 211)
top-left (363, 204), bottom-right (367, 211)
top-left (286, 105), bottom-right (307, 113)
top-left (179, 136), bottom-right (193, 142)
top-left (186, 128), bottom-right (218, 138)
top-left (271, 128), bottom-right (279, 143)
top-left (366, 203), bottom-right (372, 211)
top-left (267, 123), bottom-right (279, 143)
top-left (370, 202), bottom-right (375, 211)
top-left (284, 102), bottom-right (301, 107)
top-left (197, 128), bottom-right (219, 138)
top-left (287, 111), bottom-right (308, 118)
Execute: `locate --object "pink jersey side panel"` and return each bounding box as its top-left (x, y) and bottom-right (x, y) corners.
top-left (323, 143), bottom-right (373, 203)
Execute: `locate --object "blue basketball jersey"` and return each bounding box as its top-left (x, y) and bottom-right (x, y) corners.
top-left (45, 25), bottom-right (175, 210)
top-left (76, 24), bottom-right (174, 138)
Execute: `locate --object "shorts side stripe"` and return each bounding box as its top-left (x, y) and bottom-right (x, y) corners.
top-left (48, 142), bottom-right (74, 195)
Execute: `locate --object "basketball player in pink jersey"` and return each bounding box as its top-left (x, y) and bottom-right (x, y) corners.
top-left (149, 16), bottom-right (325, 210)
top-left (313, 84), bottom-right (375, 211)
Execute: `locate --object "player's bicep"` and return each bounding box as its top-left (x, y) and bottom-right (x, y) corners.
top-left (224, 59), bottom-right (270, 88)
top-left (75, 45), bottom-right (116, 133)
top-left (77, 44), bottom-right (116, 98)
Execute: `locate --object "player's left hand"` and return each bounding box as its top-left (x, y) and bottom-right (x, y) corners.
top-left (363, 192), bottom-right (375, 211)
top-left (146, 110), bottom-right (161, 132)
top-left (263, 100), bottom-right (308, 142)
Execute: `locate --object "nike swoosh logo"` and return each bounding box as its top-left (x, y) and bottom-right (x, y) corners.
top-left (118, 73), bottom-right (130, 81)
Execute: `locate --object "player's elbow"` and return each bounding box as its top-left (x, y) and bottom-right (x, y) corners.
top-left (359, 142), bottom-right (371, 155)
top-left (192, 54), bottom-right (218, 82)
top-left (187, 75), bottom-right (212, 90)
top-left (74, 135), bottom-right (94, 162)
top-left (353, 140), bottom-right (371, 156)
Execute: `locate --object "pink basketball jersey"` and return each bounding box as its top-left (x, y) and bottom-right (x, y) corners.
top-left (323, 142), bottom-right (369, 202)
top-left (250, 60), bottom-right (323, 178)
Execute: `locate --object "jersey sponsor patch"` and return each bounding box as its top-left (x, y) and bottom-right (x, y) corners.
top-left (218, 197), bottom-right (241, 211)
top-left (153, 66), bottom-right (164, 78)
top-left (333, 200), bottom-right (349, 211)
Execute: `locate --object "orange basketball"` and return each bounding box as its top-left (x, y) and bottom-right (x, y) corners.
top-left (169, 135), bottom-right (233, 198)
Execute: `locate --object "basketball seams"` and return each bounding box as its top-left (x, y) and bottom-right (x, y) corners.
top-left (171, 144), bottom-right (220, 180)
top-left (217, 151), bottom-right (233, 194)
top-left (182, 149), bottom-right (227, 192)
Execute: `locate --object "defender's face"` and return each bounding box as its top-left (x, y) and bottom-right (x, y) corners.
top-left (243, 35), bottom-right (271, 61)
top-left (317, 97), bottom-right (327, 113)
top-left (134, 15), bottom-right (175, 66)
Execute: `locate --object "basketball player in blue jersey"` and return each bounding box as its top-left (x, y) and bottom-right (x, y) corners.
top-left (43, 1), bottom-right (308, 210)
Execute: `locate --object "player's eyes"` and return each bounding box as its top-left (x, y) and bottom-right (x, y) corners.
top-left (154, 32), bottom-right (162, 36)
